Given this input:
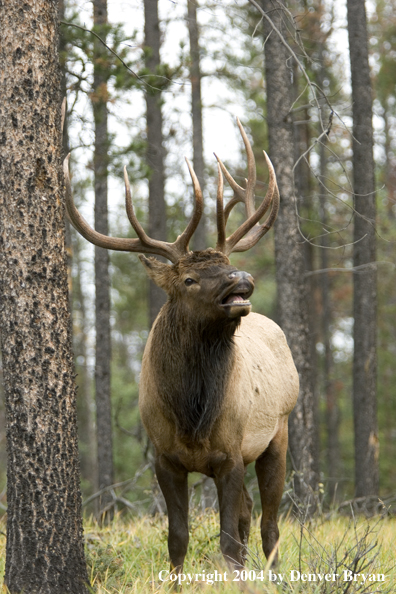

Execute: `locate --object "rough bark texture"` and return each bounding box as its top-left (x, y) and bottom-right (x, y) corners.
top-left (187, 0), bottom-right (206, 251)
top-left (144, 0), bottom-right (167, 326)
top-left (0, 1), bottom-right (88, 592)
top-left (93, 0), bottom-right (114, 520)
top-left (59, 0), bottom-right (73, 315)
top-left (347, 0), bottom-right (378, 498)
top-left (262, 0), bottom-right (319, 510)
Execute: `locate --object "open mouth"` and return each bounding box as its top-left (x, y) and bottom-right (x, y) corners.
top-left (220, 292), bottom-right (252, 307)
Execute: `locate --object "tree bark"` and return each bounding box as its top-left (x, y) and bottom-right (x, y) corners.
top-left (92, 0), bottom-right (114, 521)
top-left (59, 0), bottom-right (73, 318)
top-left (144, 0), bottom-right (167, 326)
top-left (0, 1), bottom-right (88, 591)
top-left (347, 0), bottom-right (378, 498)
top-left (187, 0), bottom-right (206, 250)
top-left (262, 0), bottom-right (319, 511)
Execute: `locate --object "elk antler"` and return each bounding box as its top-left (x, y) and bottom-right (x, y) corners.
top-left (214, 118), bottom-right (279, 256)
top-left (63, 154), bottom-right (203, 263)
top-left (64, 119), bottom-right (278, 262)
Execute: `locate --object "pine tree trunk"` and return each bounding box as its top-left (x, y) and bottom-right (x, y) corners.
top-left (59, 0), bottom-right (73, 315)
top-left (315, 36), bottom-right (339, 498)
top-left (144, 0), bottom-right (167, 326)
top-left (347, 0), bottom-right (378, 498)
top-left (74, 236), bottom-right (97, 491)
top-left (0, 356), bottom-right (5, 488)
top-left (0, 2), bottom-right (88, 591)
top-left (187, 0), bottom-right (206, 250)
top-left (292, 63), bottom-right (318, 461)
top-left (262, 0), bottom-right (319, 511)
top-left (319, 135), bottom-right (339, 498)
top-left (92, 0), bottom-right (114, 521)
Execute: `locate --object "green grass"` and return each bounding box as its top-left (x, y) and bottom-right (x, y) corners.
top-left (1, 511), bottom-right (395, 592)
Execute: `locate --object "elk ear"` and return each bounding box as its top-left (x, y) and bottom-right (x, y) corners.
top-left (138, 255), bottom-right (173, 292)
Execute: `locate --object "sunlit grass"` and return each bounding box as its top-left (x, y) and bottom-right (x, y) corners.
top-left (0, 511), bottom-right (395, 592)
top-left (83, 511), bottom-right (396, 593)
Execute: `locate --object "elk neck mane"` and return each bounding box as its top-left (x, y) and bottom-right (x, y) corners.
top-left (150, 298), bottom-right (240, 444)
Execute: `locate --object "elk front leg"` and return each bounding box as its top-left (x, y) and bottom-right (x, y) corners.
top-left (255, 417), bottom-right (288, 565)
top-left (215, 460), bottom-right (245, 568)
top-left (239, 484), bottom-right (253, 562)
top-left (155, 455), bottom-right (189, 574)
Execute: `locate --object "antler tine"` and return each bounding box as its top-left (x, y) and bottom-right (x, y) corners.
top-left (236, 117), bottom-right (256, 218)
top-left (215, 162), bottom-right (226, 252)
top-left (212, 160), bottom-right (244, 226)
top-left (223, 151), bottom-right (279, 256)
top-left (223, 196), bottom-right (241, 225)
top-left (176, 158), bottom-right (204, 252)
top-left (214, 118), bottom-right (257, 222)
top-left (123, 168), bottom-right (189, 260)
top-left (231, 195), bottom-right (279, 252)
top-left (215, 156), bottom-right (245, 202)
top-left (64, 154), bottom-right (182, 262)
top-left (124, 167), bottom-right (156, 246)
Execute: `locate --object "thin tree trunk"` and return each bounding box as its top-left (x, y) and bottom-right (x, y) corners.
top-left (318, 134), bottom-right (339, 498)
top-left (292, 62), bottom-right (318, 460)
top-left (262, 0), bottom-right (319, 511)
top-left (383, 105), bottom-right (395, 219)
top-left (187, 0), bottom-right (215, 508)
top-left (74, 236), bottom-right (97, 491)
top-left (347, 0), bottom-right (378, 498)
top-left (144, 0), bottom-right (167, 326)
top-left (316, 37), bottom-right (339, 498)
top-left (187, 0), bottom-right (206, 250)
top-left (0, 1), bottom-right (88, 591)
top-left (93, 0), bottom-right (114, 520)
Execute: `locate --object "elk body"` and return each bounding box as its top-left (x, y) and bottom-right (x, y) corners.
top-left (64, 120), bottom-right (299, 572)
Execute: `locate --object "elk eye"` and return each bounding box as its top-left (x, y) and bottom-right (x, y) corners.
top-left (184, 278), bottom-right (196, 286)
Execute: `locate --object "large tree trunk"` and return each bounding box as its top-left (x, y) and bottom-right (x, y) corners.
top-left (187, 0), bottom-right (206, 250)
top-left (144, 0), bottom-right (167, 326)
top-left (92, 0), bottom-right (114, 521)
top-left (262, 0), bottom-right (319, 511)
top-left (0, 2), bottom-right (88, 592)
top-left (59, 0), bottom-right (74, 323)
top-left (347, 0), bottom-right (378, 498)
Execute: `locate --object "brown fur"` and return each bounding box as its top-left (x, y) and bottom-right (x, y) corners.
top-left (139, 249), bottom-right (299, 571)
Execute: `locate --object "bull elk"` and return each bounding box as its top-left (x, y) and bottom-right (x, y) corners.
top-left (64, 119), bottom-right (299, 572)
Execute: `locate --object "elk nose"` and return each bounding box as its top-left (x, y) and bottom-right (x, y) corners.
top-left (228, 270), bottom-right (253, 281)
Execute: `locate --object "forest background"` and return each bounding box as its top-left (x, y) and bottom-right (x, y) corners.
top-left (0, 0), bottom-right (395, 516)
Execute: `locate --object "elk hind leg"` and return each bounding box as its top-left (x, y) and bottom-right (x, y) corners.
top-left (255, 418), bottom-right (288, 565)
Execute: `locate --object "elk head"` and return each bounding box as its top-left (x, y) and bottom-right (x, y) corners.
top-left (63, 119), bottom-right (279, 316)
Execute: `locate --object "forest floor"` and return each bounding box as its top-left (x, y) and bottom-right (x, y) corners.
top-left (0, 510), bottom-right (395, 592)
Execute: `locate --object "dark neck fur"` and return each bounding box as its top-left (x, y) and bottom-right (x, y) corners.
top-left (151, 301), bottom-right (239, 444)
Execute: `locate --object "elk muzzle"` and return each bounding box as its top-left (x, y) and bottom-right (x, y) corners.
top-left (220, 270), bottom-right (254, 318)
